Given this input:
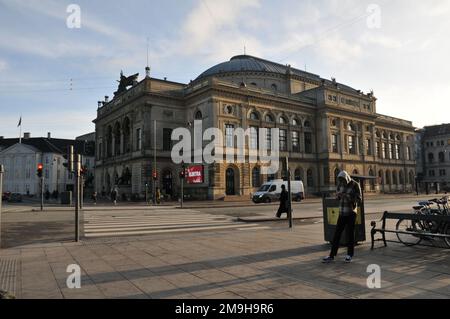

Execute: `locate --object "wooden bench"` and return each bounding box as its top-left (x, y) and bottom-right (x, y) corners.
top-left (370, 211), bottom-right (450, 249)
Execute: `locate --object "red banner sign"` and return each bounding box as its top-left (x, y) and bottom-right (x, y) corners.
top-left (187, 165), bottom-right (204, 184)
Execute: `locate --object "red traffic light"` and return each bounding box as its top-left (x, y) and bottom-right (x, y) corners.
top-left (37, 163), bottom-right (43, 170)
top-left (152, 170), bottom-right (157, 180)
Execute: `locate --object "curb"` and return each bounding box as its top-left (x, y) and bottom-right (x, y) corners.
top-left (237, 211), bottom-right (385, 223)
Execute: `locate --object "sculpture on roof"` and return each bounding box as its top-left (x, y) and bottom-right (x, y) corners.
top-left (114, 71), bottom-right (139, 96)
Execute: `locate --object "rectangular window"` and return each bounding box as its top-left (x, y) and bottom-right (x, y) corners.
top-left (225, 124), bottom-right (234, 148)
top-left (279, 129), bottom-right (287, 151)
top-left (429, 170), bottom-right (435, 177)
top-left (382, 143), bottom-right (387, 159)
top-left (136, 128), bottom-right (142, 151)
top-left (98, 142), bottom-right (103, 159)
top-left (376, 141), bottom-right (380, 157)
top-left (163, 128), bottom-right (172, 151)
top-left (266, 128), bottom-right (272, 150)
top-left (348, 136), bottom-right (355, 154)
top-left (304, 132), bottom-right (312, 154)
top-left (366, 138), bottom-right (372, 155)
top-left (292, 131), bottom-right (300, 152)
top-left (395, 144), bottom-right (400, 160)
top-left (331, 134), bottom-right (338, 153)
top-left (407, 146), bottom-right (411, 160)
top-left (388, 144), bottom-right (393, 159)
top-left (249, 126), bottom-right (258, 150)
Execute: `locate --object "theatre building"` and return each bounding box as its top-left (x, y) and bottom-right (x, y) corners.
top-left (93, 55), bottom-right (416, 200)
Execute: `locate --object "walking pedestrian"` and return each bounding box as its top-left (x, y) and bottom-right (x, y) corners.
top-left (92, 192), bottom-right (97, 205)
top-left (156, 187), bottom-right (161, 205)
top-left (276, 184), bottom-right (289, 218)
top-left (322, 170), bottom-right (362, 263)
top-left (111, 187), bottom-right (118, 206)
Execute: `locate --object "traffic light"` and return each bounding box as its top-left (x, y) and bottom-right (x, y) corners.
top-left (37, 163), bottom-right (43, 178)
top-left (152, 170), bottom-right (158, 180)
top-left (63, 145), bottom-right (74, 172)
top-left (179, 163), bottom-right (186, 179)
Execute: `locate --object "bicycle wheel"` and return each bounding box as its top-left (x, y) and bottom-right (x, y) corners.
top-left (443, 223), bottom-right (450, 248)
top-left (396, 218), bottom-right (423, 246)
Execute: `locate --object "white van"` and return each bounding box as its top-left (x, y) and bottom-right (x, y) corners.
top-left (252, 179), bottom-right (305, 204)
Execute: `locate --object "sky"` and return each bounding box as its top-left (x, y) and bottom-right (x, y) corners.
top-left (0, 0), bottom-right (449, 139)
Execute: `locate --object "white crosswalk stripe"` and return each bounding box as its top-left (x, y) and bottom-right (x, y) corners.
top-left (83, 209), bottom-right (266, 238)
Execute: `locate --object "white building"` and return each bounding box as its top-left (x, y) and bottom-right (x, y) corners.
top-left (0, 133), bottom-right (95, 196)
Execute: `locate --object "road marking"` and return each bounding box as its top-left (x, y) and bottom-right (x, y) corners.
top-left (84, 223), bottom-right (261, 238)
top-left (83, 210), bottom-right (264, 238)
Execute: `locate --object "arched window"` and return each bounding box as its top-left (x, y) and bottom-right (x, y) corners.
top-left (347, 122), bottom-right (356, 131)
top-left (369, 169), bottom-right (375, 190)
top-left (195, 111), bottom-right (203, 120)
top-left (385, 171), bottom-right (391, 185)
top-left (379, 170), bottom-right (384, 185)
top-left (249, 112), bottom-right (259, 121)
top-left (252, 167), bottom-right (261, 188)
top-left (279, 116), bottom-right (287, 125)
top-left (307, 169), bottom-right (314, 187)
top-left (271, 84), bottom-right (278, 91)
top-left (353, 169), bottom-right (359, 175)
top-left (292, 118), bottom-right (300, 126)
top-left (393, 171), bottom-right (398, 185)
top-left (409, 171), bottom-right (415, 185)
top-left (399, 170), bottom-right (404, 184)
top-left (294, 168), bottom-right (303, 181)
top-left (250, 82), bottom-right (257, 87)
top-left (304, 120), bottom-right (311, 128)
top-left (265, 114), bottom-right (274, 123)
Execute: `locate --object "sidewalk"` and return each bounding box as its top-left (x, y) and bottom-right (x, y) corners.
top-left (0, 219), bottom-right (448, 299)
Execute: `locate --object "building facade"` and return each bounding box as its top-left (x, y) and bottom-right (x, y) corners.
top-left (415, 124), bottom-right (450, 192)
top-left (0, 133), bottom-right (95, 196)
top-left (94, 55), bottom-right (416, 200)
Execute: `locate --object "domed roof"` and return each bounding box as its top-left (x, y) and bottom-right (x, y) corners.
top-left (196, 55), bottom-right (321, 81)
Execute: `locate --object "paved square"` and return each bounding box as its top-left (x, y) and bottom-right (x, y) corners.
top-left (1, 210), bottom-right (449, 299)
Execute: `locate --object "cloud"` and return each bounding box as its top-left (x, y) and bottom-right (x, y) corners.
top-left (360, 33), bottom-right (404, 49)
top-left (315, 34), bottom-right (363, 64)
top-left (0, 59), bottom-right (7, 71)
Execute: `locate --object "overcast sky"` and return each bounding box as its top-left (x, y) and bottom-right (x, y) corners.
top-left (0, 0), bottom-right (449, 139)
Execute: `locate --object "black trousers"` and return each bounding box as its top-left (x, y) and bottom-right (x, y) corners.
top-left (330, 213), bottom-right (356, 257)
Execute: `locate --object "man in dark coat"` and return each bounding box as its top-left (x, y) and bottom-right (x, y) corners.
top-left (276, 184), bottom-right (289, 218)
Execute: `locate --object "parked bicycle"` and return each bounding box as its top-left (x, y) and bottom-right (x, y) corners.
top-left (396, 196), bottom-right (450, 248)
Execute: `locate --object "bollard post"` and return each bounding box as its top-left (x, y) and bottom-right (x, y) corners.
top-left (74, 154), bottom-right (81, 242)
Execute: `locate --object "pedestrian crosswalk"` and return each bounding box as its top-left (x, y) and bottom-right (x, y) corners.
top-left (83, 208), bottom-right (269, 238)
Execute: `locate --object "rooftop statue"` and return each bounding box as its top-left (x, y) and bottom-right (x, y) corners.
top-left (114, 71), bottom-right (139, 96)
